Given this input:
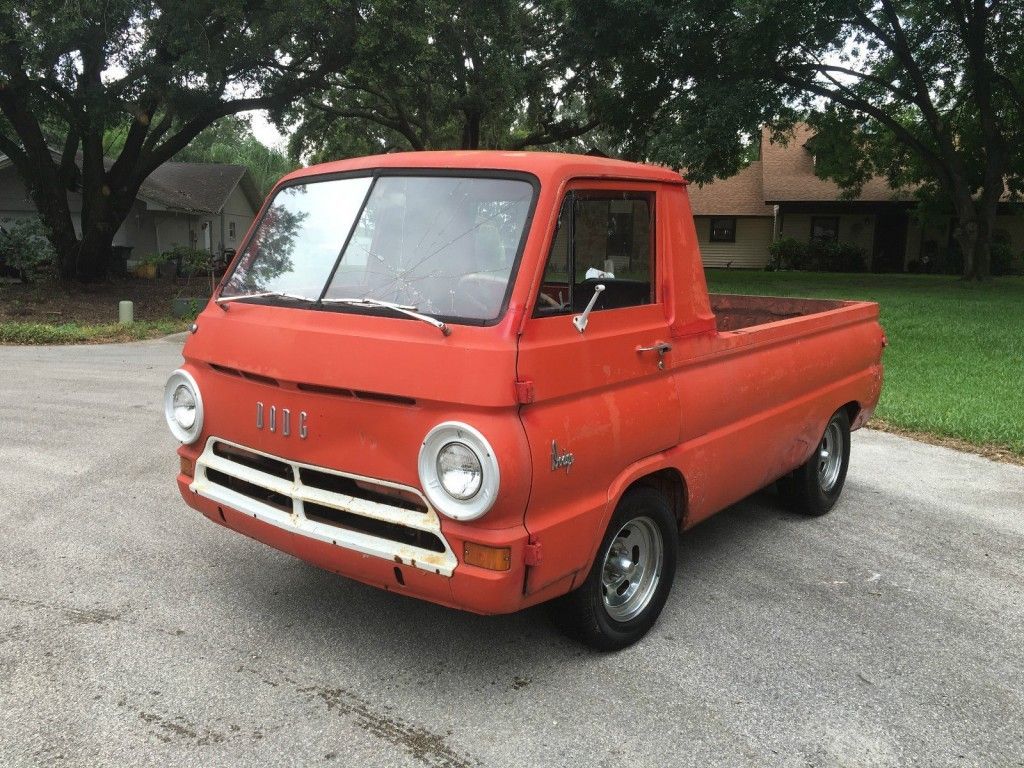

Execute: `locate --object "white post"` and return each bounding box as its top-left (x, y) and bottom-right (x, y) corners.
top-left (118, 301), bottom-right (134, 325)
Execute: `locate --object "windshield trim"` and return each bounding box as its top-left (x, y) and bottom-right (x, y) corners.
top-left (218, 167), bottom-right (541, 328)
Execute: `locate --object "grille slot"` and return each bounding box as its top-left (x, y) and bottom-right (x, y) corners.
top-left (240, 371), bottom-right (279, 387)
top-left (304, 502), bottom-right (445, 553)
top-left (207, 468), bottom-right (292, 511)
top-left (296, 382), bottom-right (415, 406)
top-left (213, 442), bottom-right (293, 481)
top-left (300, 467), bottom-right (426, 512)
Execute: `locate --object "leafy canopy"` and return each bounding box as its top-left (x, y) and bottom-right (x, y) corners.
top-left (283, 0), bottom-right (599, 160)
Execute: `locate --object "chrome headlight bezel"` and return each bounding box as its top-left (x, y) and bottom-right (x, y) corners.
top-left (164, 368), bottom-right (204, 444)
top-left (418, 422), bottom-right (499, 521)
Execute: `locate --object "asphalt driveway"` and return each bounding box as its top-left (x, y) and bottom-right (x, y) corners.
top-left (0, 337), bottom-right (1021, 767)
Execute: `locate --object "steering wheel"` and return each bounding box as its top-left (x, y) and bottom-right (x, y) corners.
top-left (538, 291), bottom-right (566, 310)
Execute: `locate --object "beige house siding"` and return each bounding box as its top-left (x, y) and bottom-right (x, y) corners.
top-left (695, 215), bottom-right (774, 268)
top-left (220, 184), bottom-right (256, 252)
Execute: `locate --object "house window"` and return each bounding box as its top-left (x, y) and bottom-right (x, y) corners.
top-left (228, 221), bottom-right (237, 239)
top-left (811, 216), bottom-right (840, 243)
top-left (710, 217), bottom-right (736, 243)
top-left (534, 191), bottom-right (654, 316)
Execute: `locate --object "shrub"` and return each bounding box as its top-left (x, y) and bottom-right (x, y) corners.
top-left (824, 241), bottom-right (867, 272)
top-left (160, 245), bottom-right (213, 275)
top-left (0, 218), bottom-right (57, 282)
top-left (767, 237), bottom-right (808, 271)
top-left (768, 237), bottom-right (865, 272)
top-left (990, 229), bottom-right (1020, 276)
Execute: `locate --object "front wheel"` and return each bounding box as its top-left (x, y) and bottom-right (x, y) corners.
top-left (549, 487), bottom-right (678, 651)
top-left (778, 408), bottom-right (852, 516)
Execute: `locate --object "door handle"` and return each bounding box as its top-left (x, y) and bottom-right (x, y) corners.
top-left (636, 341), bottom-right (672, 369)
top-left (636, 341), bottom-right (672, 354)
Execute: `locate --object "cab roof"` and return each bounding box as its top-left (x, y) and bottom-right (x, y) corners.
top-left (280, 150), bottom-right (686, 187)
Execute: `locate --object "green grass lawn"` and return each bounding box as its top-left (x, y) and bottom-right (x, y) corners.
top-left (705, 270), bottom-right (1024, 457)
top-left (0, 319), bottom-right (189, 345)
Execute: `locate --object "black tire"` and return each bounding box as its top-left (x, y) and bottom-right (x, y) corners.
top-left (549, 486), bottom-right (678, 651)
top-left (778, 408), bottom-right (851, 516)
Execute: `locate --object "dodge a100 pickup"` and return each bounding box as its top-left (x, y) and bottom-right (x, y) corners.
top-left (164, 151), bottom-right (884, 650)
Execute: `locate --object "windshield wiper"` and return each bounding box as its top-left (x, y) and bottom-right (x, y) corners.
top-left (320, 296), bottom-right (451, 336)
top-left (215, 291), bottom-right (317, 309)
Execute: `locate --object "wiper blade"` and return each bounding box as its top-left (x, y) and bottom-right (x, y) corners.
top-left (216, 291), bottom-right (316, 309)
top-left (321, 296), bottom-right (451, 336)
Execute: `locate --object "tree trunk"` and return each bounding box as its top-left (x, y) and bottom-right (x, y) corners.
top-left (75, 228), bottom-right (118, 282)
top-left (33, 198), bottom-right (81, 284)
top-left (953, 199), bottom-right (996, 281)
top-left (461, 111), bottom-right (481, 149)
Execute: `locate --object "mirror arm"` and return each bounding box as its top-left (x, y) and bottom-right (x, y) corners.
top-left (572, 284), bottom-right (605, 333)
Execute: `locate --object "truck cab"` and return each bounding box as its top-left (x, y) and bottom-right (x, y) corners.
top-left (166, 152), bottom-right (883, 650)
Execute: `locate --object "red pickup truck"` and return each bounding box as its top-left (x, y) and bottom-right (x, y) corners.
top-left (164, 152), bottom-right (884, 650)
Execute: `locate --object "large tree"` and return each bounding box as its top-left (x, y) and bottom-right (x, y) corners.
top-left (284, 0), bottom-right (599, 161)
top-left (0, 1), bottom-right (356, 282)
top-left (574, 0), bottom-right (1024, 279)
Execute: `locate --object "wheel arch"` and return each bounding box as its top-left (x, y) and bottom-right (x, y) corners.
top-left (574, 459), bottom-right (687, 585)
top-left (841, 399), bottom-right (867, 430)
top-left (627, 468), bottom-right (688, 530)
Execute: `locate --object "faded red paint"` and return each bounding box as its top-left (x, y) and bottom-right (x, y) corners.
top-left (172, 151), bottom-right (884, 615)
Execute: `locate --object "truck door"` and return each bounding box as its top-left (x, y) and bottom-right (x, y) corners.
top-left (516, 183), bottom-right (680, 594)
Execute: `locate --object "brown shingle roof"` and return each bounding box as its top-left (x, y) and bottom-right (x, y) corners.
top-left (760, 124), bottom-right (917, 203)
top-left (141, 162), bottom-right (262, 213)
top-left (687, 161), bottom-right (772, 216)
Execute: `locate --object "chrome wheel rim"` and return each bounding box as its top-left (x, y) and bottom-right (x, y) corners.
top-left (817, 420), bottom-right (844, 493)
top-left (601, 516), bottom-right (663, 622)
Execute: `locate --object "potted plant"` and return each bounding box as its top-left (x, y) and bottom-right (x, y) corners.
top-left (133, 252), bottom-right (163, 279)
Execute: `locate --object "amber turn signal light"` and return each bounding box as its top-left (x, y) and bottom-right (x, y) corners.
top-left (463, 541), bottom-right (511, 571)
top-left (179, 456), bottom-right (195, 478)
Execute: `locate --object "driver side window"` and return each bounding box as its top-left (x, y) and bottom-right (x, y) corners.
top-left (534, 190), bottom-right (655, 316)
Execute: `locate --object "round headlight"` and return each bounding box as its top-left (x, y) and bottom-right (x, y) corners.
top-left (436, 441), bottom-right (483, 500)
top-left (418, 422), bottom-right (500, 521)
top-left (172, 384), bottom-right (197, 430)
top-left (164, 369), bottom-right (204, 444)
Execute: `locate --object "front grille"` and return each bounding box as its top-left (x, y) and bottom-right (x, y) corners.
top-left (190, 438), bottom-right (456, 576)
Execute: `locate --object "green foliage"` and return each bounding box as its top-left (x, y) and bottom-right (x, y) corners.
top-left (990, 229), bottom-right (1021, 277)
top-left (768, 237), bottom-right (866, 272)
top-left (0, 218), bottom-right (57, 282)
top-left (767, 238), bottom-right (807, 271)
top-left (284, 0), bottom-right (599, 159)
top-left (706, 270), bottom-right (1024, 456)
top-left (159, 245), bottom-right (212, 274)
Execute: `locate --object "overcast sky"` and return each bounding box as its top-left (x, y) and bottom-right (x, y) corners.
top-left (246, 110), bottom-right (289, 150)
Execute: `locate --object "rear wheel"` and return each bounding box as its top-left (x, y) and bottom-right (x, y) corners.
top-left (549, 487), bottom-right (678, 651)
top-left (778, 408), bottom-right (851, 516)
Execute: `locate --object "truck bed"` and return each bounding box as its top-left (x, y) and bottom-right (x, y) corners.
top-left (710, 293), bottom-right (849, 332)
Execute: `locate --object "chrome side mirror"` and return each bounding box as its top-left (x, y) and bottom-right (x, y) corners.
top-left (572, 284), bottom-right (605, 333)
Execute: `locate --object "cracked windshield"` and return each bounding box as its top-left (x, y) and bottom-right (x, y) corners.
top-left (221, 175), bottom-right (535, 322)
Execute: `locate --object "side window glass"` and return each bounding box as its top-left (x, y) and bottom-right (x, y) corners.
top-left (535, 197), bottom-right (572, 313)
top-left (534, 191), bottom-right (654, 316)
